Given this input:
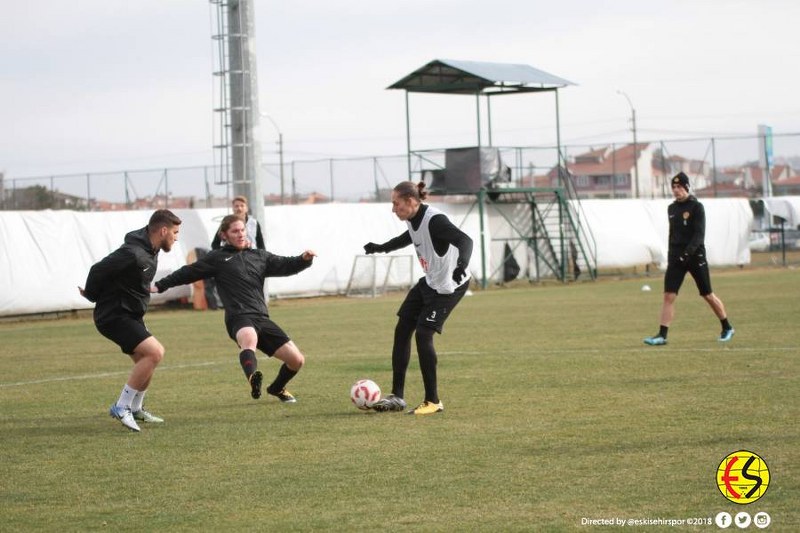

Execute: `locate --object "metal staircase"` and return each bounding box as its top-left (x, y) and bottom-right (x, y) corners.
top-left (473, 167), bottom-right (598, 286)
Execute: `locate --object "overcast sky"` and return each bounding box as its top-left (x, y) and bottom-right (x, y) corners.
top-left (2, 0), bottom-right (799, 180)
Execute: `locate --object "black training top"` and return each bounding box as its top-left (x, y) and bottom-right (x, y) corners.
top-left (379, 204), bottom-right (473, 267)
top-left (155, 245), bottom-right (311, 322)
top-left (667, 195), bottom-right (706, 259)
top-left (83, 227), bottom-right (158, 323)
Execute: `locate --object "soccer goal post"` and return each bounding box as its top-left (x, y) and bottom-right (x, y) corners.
top-left (345, 254), bottom-right (416, 297)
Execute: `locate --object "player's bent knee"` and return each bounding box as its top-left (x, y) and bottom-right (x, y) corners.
top-left (287, 345), bottom-right (305, 369)
top-left (276, 342), bottom-right (304, 370)
top-left (146, 346), bottom-right (165, 366)
top-left (134, 337), bottom-right (165, 365)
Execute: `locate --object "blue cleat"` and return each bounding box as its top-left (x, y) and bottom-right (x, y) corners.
top-left (719, 328), bottom-right (735, 342)
top-left (643, 336), bottom-right (667, 346)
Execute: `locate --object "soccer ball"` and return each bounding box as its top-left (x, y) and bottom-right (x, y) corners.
top-left (350, 379), bottom-right (381, 410)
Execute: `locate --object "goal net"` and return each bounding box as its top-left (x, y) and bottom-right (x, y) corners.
top-left (345, 254), bottom-right (416, 297)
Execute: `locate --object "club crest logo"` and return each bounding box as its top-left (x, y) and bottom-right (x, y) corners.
top-left (716, 450), bottom-right (770, 504)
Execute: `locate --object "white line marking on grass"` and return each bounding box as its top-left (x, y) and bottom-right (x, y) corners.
top-left (2, 347), bottom-right (792, 388)
top-left (442, 346), bottom-right (796, 356)
top-left (0, 361), bottom-right (223, 389)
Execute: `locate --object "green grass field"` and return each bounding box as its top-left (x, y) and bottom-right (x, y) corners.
top-left (1, 269), bottom-right (798, 531)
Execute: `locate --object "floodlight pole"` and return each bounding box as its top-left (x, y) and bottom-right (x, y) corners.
top-left (226, 0), bottom-right (265, 226)
top-left (617, 90), bottom-right (639, 199)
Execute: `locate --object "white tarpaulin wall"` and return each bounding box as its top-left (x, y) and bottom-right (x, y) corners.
top-left (762, 196), bottom-right (800, 228)
top-left (579, 198), bottom-right (753, 268)
top-left (0, 199), bottom-right (752, 316)
top-left (479, 198), bottom-right (752, 278)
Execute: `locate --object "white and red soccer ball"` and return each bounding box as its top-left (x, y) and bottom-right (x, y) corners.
top-left (350, 379), bottom-right (381, 410)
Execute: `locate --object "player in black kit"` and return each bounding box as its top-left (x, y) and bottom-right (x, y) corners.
top-left (155, 214), bottom-right (316, 402)
top-left (364, 181), bottom-right (473, 415)
top-left (643, 172), bottom-right (734, 346)
top-left (80, 209), bottom-right (182, 432)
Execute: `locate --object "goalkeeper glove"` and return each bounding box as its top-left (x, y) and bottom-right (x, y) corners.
top-left (363, 242), bottom-right (383, 254)
top-left (452, 263), bottom-right (467, 284)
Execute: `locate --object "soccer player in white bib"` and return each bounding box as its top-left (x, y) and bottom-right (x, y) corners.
top-left (364, 181), bottom-right (473, 415)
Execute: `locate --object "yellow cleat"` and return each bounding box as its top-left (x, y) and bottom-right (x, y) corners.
top-left (267, 387), bottom-right (297, 403)
top-left (407, 400), bottom-right (444, 415)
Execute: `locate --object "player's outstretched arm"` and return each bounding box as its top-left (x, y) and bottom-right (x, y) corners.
top-left (364, 231), bottom-right (412, 254)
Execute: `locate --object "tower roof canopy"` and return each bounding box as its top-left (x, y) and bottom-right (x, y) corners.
top-left (388, 59), bottom-right (575, 95)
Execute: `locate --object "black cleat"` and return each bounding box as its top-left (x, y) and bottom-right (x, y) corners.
top-left (249, 370), bottom-right (263, 399)
top-left (371, 394), bottom-right (407, 412)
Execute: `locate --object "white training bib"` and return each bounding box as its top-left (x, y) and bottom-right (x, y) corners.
top-left (407, 206), bottom-right (468, 294)
top-left (245, 216), bottom-right (260, 249)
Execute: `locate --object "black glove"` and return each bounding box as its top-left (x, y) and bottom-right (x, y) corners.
top-left (452, 264), bottom-right (467, 284)
top-left (363, 242), bottom-right (383, 255)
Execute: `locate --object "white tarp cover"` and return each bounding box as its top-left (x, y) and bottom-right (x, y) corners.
top-left (579, 198), bottom-right (752, 268)
top-left (0, 199), bottom-right (752, 316)
top-left (478, 198), bottom-right (752, 276)
top-left (762, 196), bottom-right (800, 229)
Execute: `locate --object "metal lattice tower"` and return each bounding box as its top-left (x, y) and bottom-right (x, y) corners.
top-left (210, 0), bottom-right (265, 221)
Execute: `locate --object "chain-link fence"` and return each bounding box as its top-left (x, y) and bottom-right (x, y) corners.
top-left (2, 132), bottom-right (799, 210)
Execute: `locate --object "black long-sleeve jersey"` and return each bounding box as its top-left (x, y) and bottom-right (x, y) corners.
top-left (83, 227), bottom-right (158, 324)
top-left (155, 245), bottom-right (311, 321)
top-left (668, 195), bottom-right (706, 259)
top-left (379, 204), bottom-right (473, 267)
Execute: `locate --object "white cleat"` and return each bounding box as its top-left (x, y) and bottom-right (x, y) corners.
top-left (133, 409), bottom-right (164, 423)
top-left (109, 405), bottom-right (141, 432)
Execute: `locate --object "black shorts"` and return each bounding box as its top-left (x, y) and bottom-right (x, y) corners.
top-left (95, 314), bottom-right (152, 355)
top-left (226, 315), bottom-right (291, 356)
top-left (664, 254), bottom-right (713, 296)
top-left (397, 278), bottom-right (468, 334)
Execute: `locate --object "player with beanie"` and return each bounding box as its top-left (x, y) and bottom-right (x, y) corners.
top-left (644, 172), bottom-right (735, 345)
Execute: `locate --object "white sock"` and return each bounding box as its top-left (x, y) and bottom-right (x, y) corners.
top-left (115, 385), bottom-right (139, 410)
top-left (131, 390), bottom-right (147, 413)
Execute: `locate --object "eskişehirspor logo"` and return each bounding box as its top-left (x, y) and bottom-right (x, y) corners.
top-left (716, 450), bottom-right (770, 504)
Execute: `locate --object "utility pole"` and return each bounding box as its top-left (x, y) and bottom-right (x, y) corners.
top-left (262, 114), bottom-right (285, 204)
top-left (617, 90), bottom-right (639, 198)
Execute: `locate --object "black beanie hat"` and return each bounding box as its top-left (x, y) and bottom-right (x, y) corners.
top-left (672, 172), bottom-right (690, 191)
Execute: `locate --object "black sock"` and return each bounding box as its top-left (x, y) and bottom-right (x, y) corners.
top-left (721, 318), bottom-right (732, 331)
top-left (268, 363), bottom-right (297, 393)
top-left (415, 327), bottom-right (439, 404)
top-left (659, 325), bottom-right (669, 339)
top-left (239, 349), bottom-right (257, 379)
top-left (390, 319), bottom-right (415, 398)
